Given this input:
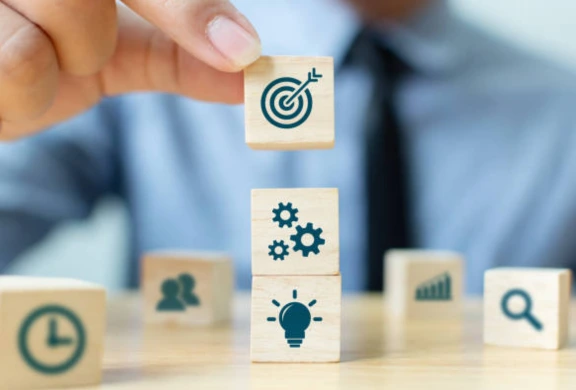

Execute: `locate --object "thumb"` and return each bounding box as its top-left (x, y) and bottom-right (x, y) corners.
top-left (121, 0), bottom-right (262, 72)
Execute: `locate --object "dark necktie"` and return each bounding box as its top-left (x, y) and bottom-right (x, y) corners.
top-left (347, 29), bottom-right (413, 291)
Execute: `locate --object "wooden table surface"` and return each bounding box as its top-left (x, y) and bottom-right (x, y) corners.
top-left (87, 293), bottom-right (576, 390)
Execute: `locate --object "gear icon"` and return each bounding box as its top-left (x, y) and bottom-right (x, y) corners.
top-left (272, 202), bottom-right (299, 228)
top-left (290, 222), bottom-right (326, 257)
top-left (268, 240), bottom-right (290, 261)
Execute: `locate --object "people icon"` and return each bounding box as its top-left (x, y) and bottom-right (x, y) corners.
top-left (156, 279), bottom-right (186, 311)
top-left (156, 273), bottom-right (201, 312)
top-left (178, 273), bottom-right (200, 306)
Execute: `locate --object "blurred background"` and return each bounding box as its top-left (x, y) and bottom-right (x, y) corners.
top-left (5, 0), bottom-right (576, 292)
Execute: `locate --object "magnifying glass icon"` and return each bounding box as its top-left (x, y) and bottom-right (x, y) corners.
top-left (500, 289), bottom-right (543, 331)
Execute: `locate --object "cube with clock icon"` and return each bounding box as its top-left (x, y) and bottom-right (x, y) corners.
top-left (0, 276), bottom-right (106, 390)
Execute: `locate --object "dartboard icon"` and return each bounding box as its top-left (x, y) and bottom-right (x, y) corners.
top-left (260, 68), bottom-right (323, 129)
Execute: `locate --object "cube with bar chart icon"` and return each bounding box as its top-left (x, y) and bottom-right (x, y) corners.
top-left (385, 250), bottom-right (464, 319)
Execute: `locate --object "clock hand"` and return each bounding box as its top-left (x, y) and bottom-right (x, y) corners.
top-left (47, 317), bottom-right (59, 347)
top-left (55, 336), bottom-right (74, 346)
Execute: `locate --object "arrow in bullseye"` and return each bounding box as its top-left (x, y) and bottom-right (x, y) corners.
top-left (285, 68), bottom-right (323, 106)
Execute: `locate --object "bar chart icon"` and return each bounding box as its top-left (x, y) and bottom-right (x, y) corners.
top-left (415, 272), bottom-right (452, 301)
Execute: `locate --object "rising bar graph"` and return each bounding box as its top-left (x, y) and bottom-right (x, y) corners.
top-left (415, 272), bottom-right (452, 301)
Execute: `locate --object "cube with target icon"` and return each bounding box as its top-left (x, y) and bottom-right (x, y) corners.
top-left (251, 188), bottom-right (339, 276)
top-left (244, 56), bottom-right (335, 150)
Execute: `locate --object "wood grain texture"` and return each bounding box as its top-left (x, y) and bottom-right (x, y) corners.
top-left (142, 252), bottom-right (233, 326)
top-left (89, 293), bottom-right (576, 389)
top-left (244, 56), bottom-right (335, 150)
top-left (251, 188), bottom-right (339, 276)
top-left (484, 267), bottom-right (571, 350)
top-left (0, 277), bottom-right (106, 390)
top-left (385, 250), bottom-right (464, 319)
top-left (250, 275), bottom-right (341, 362)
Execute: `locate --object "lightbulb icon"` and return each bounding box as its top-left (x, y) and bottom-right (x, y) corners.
top-left (267, 289), bottom-right (323, 348)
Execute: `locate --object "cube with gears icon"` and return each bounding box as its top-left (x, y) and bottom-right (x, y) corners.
top-left (251, 188), bottom-right (339, 276)
top-left (251, 275), bottom-right (341, 362)
top-left (385, 250), bottom-right (464, 319)
top-left (0, 277), bottom-right (106, 390)
top-left (142, 252), bottom-right (234, 326)
top-left (484, 267), bottom-right (571, 350)
top-left (244, 56), bottom-right (335, 150)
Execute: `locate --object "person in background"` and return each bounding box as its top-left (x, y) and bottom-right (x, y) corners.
top-left (0, 0), bottom-right (575, 293)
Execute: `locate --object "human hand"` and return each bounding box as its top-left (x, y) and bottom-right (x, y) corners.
top-left (0, 0), bottom-right (261, 139)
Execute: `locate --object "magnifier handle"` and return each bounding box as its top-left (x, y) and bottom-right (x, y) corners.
top-left (525, 313), bottom-right (543, 331)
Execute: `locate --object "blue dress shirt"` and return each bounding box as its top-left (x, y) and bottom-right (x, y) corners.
top-left (1, 0), bottom-right (576, 292)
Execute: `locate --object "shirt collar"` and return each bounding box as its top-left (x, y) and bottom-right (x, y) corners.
top-left (239, 0), bottom-right (466, 75)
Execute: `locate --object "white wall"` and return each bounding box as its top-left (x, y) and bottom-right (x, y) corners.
top-left (6, 0), bottom-right (576, 291)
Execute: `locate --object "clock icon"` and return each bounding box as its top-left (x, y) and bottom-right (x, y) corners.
top-left (18, 305), bottom-right (86, 375)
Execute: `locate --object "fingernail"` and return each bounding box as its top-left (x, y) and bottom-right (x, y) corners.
top-left (207, 16), bottom-right (261, 69)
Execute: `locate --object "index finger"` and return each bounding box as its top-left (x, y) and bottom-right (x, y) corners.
top-left (121, 0), bottom-right (261, 72)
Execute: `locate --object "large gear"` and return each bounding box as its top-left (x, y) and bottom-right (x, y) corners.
top-left (272, 202), bottom-right (299, 228)
top-left (290, 222), bottom-right (326, 257)
top-left (268, 240), bottom-right (290, 261)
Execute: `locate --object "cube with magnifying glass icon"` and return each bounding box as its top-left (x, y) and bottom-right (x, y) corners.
top-left (483, 267), bottom-right (571, 350)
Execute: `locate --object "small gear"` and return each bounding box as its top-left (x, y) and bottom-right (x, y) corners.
top-left (272, 202), bottom-right (299, 228)
top-left (268, 240), bottom-right (290, 261)
top-left (290, 222), bottom-right (326, 257)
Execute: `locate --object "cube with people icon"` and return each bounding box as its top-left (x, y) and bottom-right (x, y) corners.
top-left (484, 267), bottom-right (572, 350)
top-left (142, 252), bottom-right (233, 326)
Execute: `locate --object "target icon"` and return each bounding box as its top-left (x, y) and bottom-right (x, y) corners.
top-left (261, 68), bottom-right (323, 129)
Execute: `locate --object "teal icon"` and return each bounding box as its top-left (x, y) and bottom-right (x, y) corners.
top-left (268, 240), bottom-right (290, 261)
top-left (501, 288), bottom-right (543, 331)
top-left (268, 202), bottom-right (326, 261)
top-left (267, 289), bottom-right (323, 348)
top-left (261, 68), bottom-right (322, 129)
top-left (19, 305), bottom-right (86, 375)
top-left (156, 273), bottom-right (200, 312)
top-left (290, 222), bottom-right (325, 257)
top-left (415, 272), bottom-right (452, 301)
top-left (272, 202), bottom-right (299, 228)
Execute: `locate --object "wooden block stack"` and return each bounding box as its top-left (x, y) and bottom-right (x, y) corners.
top-left (0, 277), bottom-right (106, 390)
top-left (245, 56), bottom-right (341, 363)
top-left (141, 252), bottom-right (234, 327)
top-left (385, 250), bottom-right (464, 319)
top-left (484, 267), bottom-right (571, 350)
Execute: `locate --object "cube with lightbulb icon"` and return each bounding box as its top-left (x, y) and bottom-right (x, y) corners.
top-left (251, 275), bottom-right (341, 362)
top-left (251, 188), bottom-right (339, 276)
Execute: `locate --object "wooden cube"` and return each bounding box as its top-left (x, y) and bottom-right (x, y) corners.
top-left (141, 251), bottom-right (234, 326)
top-left (0, 277), bottom-right (106, 390)
top-left (385, 250), bottom-right (464, 319)
top-left (142, 252), bottom-right (234, 326)
top-left (251, 188), bottom-right (339, 276)
top-left (251, 275), bottom-right (341, 362)
top-left (244, 56), bottom-right (335, 150)
top-left (484, 267), bottom-right (571, 350)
